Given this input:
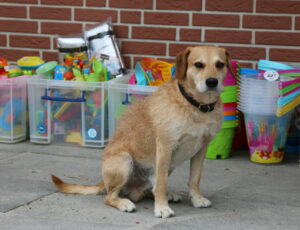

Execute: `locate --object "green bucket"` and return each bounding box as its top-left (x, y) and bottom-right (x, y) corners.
top-left (206, 127), bottom-right (235, 159)
top-left (220, 91), bottom-right (237, 103)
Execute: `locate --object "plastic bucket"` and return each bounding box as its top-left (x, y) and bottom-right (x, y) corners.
top-left (244, 112), bottom-right (293, 163)
top-left (36, 61), bottom-right (57, 79)
top-left (206, 127), bottom-right (235, 159)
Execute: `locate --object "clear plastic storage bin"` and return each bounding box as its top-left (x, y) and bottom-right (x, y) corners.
top-left (0, 76), bottom-right (28, 143)
top-left (27, 76), bottom-right (108, 148)
top-left (108, 74), bottom-right (157, 137)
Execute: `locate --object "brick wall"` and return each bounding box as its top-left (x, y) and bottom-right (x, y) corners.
top-left (0, 0), bottom-right (300, 69)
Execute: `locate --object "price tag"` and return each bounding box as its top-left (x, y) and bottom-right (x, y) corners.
top-left (264, 70), bottom-right (279, 81)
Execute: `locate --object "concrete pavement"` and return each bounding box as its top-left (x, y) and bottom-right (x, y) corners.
top-left (0, 142), bottom-right (299, 230)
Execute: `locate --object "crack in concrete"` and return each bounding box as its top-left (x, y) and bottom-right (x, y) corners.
top-left (0, 152), bottom-right (31, 162)
top-left (3, 192), bottom-right (57, 214)
top-left (28, 151), bottom-right (101, 160)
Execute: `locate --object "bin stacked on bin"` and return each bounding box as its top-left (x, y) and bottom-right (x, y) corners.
top-left (206, 61), bottom-right (240, 159)
top-left (238, 72), bottom-right (293, 164)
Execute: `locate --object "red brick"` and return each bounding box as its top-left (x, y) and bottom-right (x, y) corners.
top-left (157, 57), bottom-right (175, 63)
top-left (0, 49), bottom-right (39, 62)
top-left (132, 27), bottom-right (176, 41)
top-left (121, 11), bottom-right (141, 24)
top-left (296, 17), bottom-right (300, 30)
top-left (157, 0), bottom-right (201, 11)
top-left (10, 35), bottom-right (51, 49)
top-left (0, 35), bottom-right (7, 46)
top-left (114, 25), bottom-right (129, 38)
top-left (0, 20), bottom-right (38, 33)
top-left (257, 0), bottom-right (300, 14)
top-left (41, 0), bottom-right (83, 6)
top-left (270, 48), bottom-right (300, 62)
top-left (144, 12), bottom-right (189, 26)
top-left (206, 0), bottom-right (253, 12)
top-left (41, 22), bottom-right (82, 35)
top-left (121, 41), bottom-right (166, 56)
top-left (110, 0), bottom-right (152, 9)
top-left (53, 37), bottom-right (58, 49)
top-left (180, 29), bottom-right (201, 42)
top-left (30, 7), bottom-right (71, 20)
top-left (205, 30), bottom-right (252, 44)
top-left (74, 9), bottom-right (117, 22)
top-left (0, 0), bottom-right (37, 3)
top-left (86, 0), bottom-right (106, 6)
top-left (42, 51), bottom-right (59, 62)
top-left (221, 46), bottom-right (266, 60)
top-left (239, 62), bottom-right (254, 68)
top-left (122, 55), bottom-right (131, 69)
top-left (0, 5), bottom-right (26, 18)
top-left (243, 15), bottom-right (292, 29)
top-left (169, 43), bottom-right (197, 57)
top-left (256, 32), bottom-right (300, 46)
top-left (193, 14), bottom-right (239, 28)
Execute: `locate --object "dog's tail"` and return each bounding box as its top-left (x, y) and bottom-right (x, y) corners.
top-left (51, 175), bottom-right (105, 195)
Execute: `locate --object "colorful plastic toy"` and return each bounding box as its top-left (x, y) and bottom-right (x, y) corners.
top-left (54, 65), bottom-right (68, 80)
top-left (63, 71), bottom-right (75, 81)
top-left (65, 131), bottom-right (82, 146)
top-left (36, 61), bottom-right (57, 79)
top-left (64, 53), bottom-right (88, 70)
top-left (7, 66), bottom-right (22, 78)
top-left (54, 102), bottom-right (72, 120)
top-left (17, 56), bottom-right (44, 74)
top-left (131, 58), bottom-right (175, 86)
top-left (0, 58), bottom-right (8, 78)
top-left (0, 98), bottom-right (23, 132)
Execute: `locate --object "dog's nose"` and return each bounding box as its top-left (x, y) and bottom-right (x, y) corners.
top-left (206, 78), bottom-right (218, 88)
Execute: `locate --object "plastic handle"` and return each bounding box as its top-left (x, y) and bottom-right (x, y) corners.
top-left (41, 89), bottom-right (86, 102)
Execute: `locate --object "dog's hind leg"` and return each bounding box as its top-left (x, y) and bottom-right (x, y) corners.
top-left (102, 152), bottom-right (136, 212)
top-left (128, 187), bottom-right (146, 203)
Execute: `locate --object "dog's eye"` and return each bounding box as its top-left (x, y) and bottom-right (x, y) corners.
top-left (216, 62), bottom-right (225, 68)
top-left (194, 62), bottom-right (204, 69)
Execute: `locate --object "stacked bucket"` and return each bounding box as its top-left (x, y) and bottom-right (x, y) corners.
top-left (238, 60), bottom-right (299, 164)
top-left (206, 61), bottom-right (240, 159)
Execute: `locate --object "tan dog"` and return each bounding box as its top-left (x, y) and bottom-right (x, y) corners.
top-left (52, 46), bottom-right (231, 218)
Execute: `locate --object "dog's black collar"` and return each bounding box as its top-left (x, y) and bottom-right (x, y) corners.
top-left (178, 83), bottom-right (218, 113)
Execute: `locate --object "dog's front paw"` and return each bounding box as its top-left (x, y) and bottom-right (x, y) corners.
top-left (168, 193), bottom-right (182, 203)
top-left (191, 196), bottom-right (211, 208)
top-left (118, 199), bottom-right (136, 212)
top-left (154, 205), bottom-right (175, 218)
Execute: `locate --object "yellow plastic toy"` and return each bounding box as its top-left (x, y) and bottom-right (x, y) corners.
top-left (54, 102), bottom-right (72, 120)
top-left (65, 132), bottom-right (82, 146)
top-left (137, 58), bottom-right (175, 86)
top-left (17, 56), bottom-right (44, 74)
top-left (17, 56), bottom-right (44, 67)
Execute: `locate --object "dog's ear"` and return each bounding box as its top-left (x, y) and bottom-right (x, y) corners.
top-left (225, 49), bottom-right (234, 77)
top-left (175, 47), bottom-right (191, 81)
